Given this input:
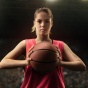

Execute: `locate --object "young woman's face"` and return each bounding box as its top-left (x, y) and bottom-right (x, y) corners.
top-left (34, 12), bottom-right (53, 35)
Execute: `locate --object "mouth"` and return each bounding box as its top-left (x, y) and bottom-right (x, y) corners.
top-left (40, 29), bottom-right (46, 31)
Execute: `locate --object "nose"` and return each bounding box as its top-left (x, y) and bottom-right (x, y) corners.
top-left (41, 21), bottom-right (45, 27)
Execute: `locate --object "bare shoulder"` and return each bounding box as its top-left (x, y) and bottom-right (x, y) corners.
top-left (63, 42), bottom-right (71, 50)
top-left (16, 40), bottom-right (26, 49)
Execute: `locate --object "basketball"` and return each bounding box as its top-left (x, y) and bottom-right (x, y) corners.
top-left (28, 41), bottom-right (59, 74)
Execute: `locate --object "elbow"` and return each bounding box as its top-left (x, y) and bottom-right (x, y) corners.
top-left (0, 59), bottom-right (8, 69)
top-left (74, 65), bottom-right (86, 71)
top-left (78, 60), bottom-right (87, 71)
top-left (83, 64), bottom-right (87, 71)
top-left (0, 62), bottom-right (2, 69)
top-left (80, 63), bottom-right (87, 71)
top-left (75, 61), bottom-right (87, 71)
top-left (81, 66), bottom-right (86, 71)
top-left (0, 62), bottom-right (6, 69)
top-left (82, 60), bottom-right (87, 71)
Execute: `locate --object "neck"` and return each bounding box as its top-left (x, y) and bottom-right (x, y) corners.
top-left (36, 35), bottom-right (51, 43)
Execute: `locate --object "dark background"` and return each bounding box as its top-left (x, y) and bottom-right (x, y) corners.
top-left (0, 0), bottom-right (88, 88)
top-left (0, 0), bottom-right (88, 65)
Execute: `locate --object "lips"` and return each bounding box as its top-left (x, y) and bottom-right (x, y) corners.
top-left (40, 29), bottom-right (46, 31)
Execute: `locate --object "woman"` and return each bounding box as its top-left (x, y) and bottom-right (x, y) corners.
top-left (0, 7), bottom-right (86, 88)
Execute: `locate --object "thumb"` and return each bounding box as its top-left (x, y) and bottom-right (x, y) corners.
top-left (27, 57), bottom-right (32, 61)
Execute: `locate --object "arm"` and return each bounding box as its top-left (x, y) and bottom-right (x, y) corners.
top-left (0, 40), bottom-right (30, 69)
top-left (58, 42), bottom-right (86, 71)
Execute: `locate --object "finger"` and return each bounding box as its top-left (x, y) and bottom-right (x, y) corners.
top-left (54, 45), bottom-right (58, 49)
top-left (27, 57), bottom-right (32, 61)
top-left (27, 46), bottom-right (34, 58)
top-left (28, 45), bottom-right (34, 53)
top-left (57, 49), bottom-right (61, 56)
top-left (56, 50), bottom-right (62, 60)
top-left (27, 51), bottom-right (33, 58)
top-left (53, 45), bottom-right (61, 54)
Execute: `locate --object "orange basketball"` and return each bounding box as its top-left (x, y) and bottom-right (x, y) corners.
top-left (28, 41), bottom-right (59, 74)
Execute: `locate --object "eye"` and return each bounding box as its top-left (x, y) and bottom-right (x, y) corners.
top-left (45, 20), bottom-right (49, 23)
top-left (37, 20), bottom-right (42, 23)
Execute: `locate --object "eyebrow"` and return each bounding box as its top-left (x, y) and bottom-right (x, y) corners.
top-left (37, 19), bottom-right (50, 20)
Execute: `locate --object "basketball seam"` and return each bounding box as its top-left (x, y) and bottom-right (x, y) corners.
top-left (32, 49), bottom-right (57, 53)
top-left (30, 59), bottom-right (57, 63)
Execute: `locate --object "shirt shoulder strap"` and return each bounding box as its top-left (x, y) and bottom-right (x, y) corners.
top-left (25, 39), bottom-right (36, 57)
top-left (53, 40), bottom-right (64, 54)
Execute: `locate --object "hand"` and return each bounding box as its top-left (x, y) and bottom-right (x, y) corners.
top-left (26, 57), bottom-right (32, 66)
top-left (27, 45), bottom-right (34, 58)
top-left (55, 46), bottom-right (62, 65)
top-left (26, 46), bottom-right (34, 65)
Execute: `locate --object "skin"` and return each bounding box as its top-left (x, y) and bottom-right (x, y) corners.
top-left (0, 11), bottom-right (86, 71)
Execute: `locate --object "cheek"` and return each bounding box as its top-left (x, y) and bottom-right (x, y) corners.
top-left (35, 24), bottom-right (40, 29)
top-left (35, 29), bottom-right (39, 35)
top-left (48, 24), bottom-right (52, 30)
top-left (35, 27), bottom-right (40, 33)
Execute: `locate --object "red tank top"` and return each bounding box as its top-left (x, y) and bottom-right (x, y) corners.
top-left (20, 39), bottom-right (65, 88)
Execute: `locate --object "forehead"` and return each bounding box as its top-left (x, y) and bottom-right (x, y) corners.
top-left (35, 12), bottom-right (50, 20)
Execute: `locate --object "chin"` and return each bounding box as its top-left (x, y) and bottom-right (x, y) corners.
top-left (40, 32), bottom-right (47, 35)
